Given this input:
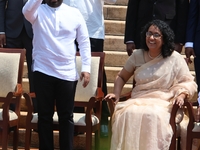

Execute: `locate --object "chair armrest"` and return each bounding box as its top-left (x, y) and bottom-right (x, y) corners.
top-left (170, 103), bottom-right (180, 132)
top-left (23, 93), bottom-right (34, 123)
top-left (119, 91), bottom-right (132, 102)
top-left (13, 83), bottom-right (23, 97)
top-left (105, 98), bottom-right (115, 119)
top-left (185, 101), bottom-right (198, 132)
top-left (23, 93), bottom-right (34, 112)
top-left (2, 92), bottom-right (16, 121)
top-left (85, 96), bottom-right (102, 126)
top-left (95, 87), bottom-right (104, 100)
top-left (105, 91), bottom-right (132, 119)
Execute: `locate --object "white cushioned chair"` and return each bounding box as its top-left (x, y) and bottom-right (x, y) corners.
top-left (0, 48), bottom-right (25, 150)
top-left (23, 52), bottom-right (105, 150)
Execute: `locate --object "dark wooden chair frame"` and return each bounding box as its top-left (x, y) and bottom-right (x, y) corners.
top-left (0, 48), bottom-right (25, 150)
top-left (185, 101), bottom-right (200, 150)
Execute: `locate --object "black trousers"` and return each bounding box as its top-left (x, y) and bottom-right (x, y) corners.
top-left (5, 27), bottom-right (37, 112)
top-left (74, 38), bottom-right (110, 124)
top-left (34, 71), bottom-right (77, 150)
top-left (194, 57), bottom-right (200, 92)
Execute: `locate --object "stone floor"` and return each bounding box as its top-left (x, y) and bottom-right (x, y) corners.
top-left (2, 127), bottom-right (111, 150)
top-left (1, 129), bottom-right (185, 150)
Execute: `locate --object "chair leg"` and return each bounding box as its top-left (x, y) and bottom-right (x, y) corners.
top-left (2, 128), bottom-right (9, 150)
top-left (169, 134), bottom-right (176, 150)
top-left (25, 128), bottom-right (32, 150)
top-left (186, 137), bottom-right (193, 150)
top-left (95, 130), bottom-right (99, 150)
top-left (85, 131), bottom-right (92, 150)
top-left (0, 131), bottom-right (2, 146)
top-left (13, 126), bottom-right (19, 150)
top-left (108, 121), bottom-right (112, 149)
top-left (177, 137), bottom-right (181, 150)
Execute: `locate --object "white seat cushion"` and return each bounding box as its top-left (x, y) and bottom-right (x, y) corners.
top-left (73, 113), bottom-right (99, 126)
top-left (31, 113), bottom-right (59, 124)
top-left (0, 108), bottom-right (18, 121)
top-left (0, 53), bottom-right (20, 97)
top-left (31, 112), bottom-right (99, 126)
top-left (192, 122), bottom-right (200, 132)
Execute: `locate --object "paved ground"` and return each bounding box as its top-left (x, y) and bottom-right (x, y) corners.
top-left (1, 129), bottom-right (111, 150)
top-left (2, 137), bottom-right (110, 150)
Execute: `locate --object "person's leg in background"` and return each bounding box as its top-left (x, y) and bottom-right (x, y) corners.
top-left (90, 38), bottom-right (110, 137)
top-left (194, 56), bottom-right (200, 92)
top-left (22, 28), bottom-right (38, 113)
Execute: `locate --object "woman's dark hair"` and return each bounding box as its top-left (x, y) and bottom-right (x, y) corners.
top-left (140, 19), bottom-right (175, 58)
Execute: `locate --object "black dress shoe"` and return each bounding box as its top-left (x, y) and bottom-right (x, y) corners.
top-left (100, 124), bottom-right (108, 137)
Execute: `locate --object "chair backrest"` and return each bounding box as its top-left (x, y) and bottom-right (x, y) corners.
top-left (0, 48), bottom-right (25, 97)
top-left (74, 52), bottom-right (105, 102)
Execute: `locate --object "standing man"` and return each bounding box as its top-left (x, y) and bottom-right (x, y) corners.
top-left (23, 0), bottom-right (91, 149)
top-left (0, 0), bottom-right (41, 112)
top-left (185, 0), bottom-right (200, 92)
top-left (124, 0), bottom-right (189, 56)
top-left (174, 1), bottom-right (200, 149)
top-left (63, 0), bottom-right (116, 137)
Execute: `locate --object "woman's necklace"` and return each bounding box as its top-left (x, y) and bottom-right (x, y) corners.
top-left (148, 51), bottom-right (161, 59)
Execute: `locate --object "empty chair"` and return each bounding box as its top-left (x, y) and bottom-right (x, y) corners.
top-left (0, 48), bottom-right (25, 150)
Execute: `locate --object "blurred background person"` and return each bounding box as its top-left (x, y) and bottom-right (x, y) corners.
top-left (184, 0), bottom-right (200, 149)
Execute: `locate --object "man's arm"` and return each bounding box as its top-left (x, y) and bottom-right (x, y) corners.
top-left (0, 0), bottom-right (7, 47)
top-left (124, 0), bottom-right (139, 44)
top-left (22, 0), bottom-right (43, 24)
top-left (124, 0), bottom-right (139, 55)
top-left (0, 0), bottom-right (6, 33)
top-left (77, 12), bottom-right (91, 88)
top-left (76, 10), bottom-right (91, 76)
top-left (174, 0), bottom-right (189, 44)
top-left (185, 0), bottom-right (198, 64)
top-left (185, 0), bottom-right (198, 44)
top-left (174, 0), bottom-right (189, 53)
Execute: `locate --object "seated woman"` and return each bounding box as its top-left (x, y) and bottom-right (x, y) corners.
top-left (104, 20), bottom-right (197, 150)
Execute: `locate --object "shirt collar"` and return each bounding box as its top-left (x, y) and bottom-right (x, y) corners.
top-left (46, 3), bottom-right (62, 11)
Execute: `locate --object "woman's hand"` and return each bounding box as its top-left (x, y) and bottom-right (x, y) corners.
top-left (104, 93), bottom-right (119, 104)
top-left (173, 93), bottom-right (186, 107)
